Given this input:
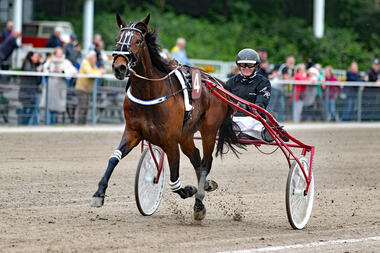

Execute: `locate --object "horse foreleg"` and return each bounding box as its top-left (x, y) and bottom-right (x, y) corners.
top-left (91, 132), bottom-right (140, 207)
top-left (166, 144), bottom-right (197, 199)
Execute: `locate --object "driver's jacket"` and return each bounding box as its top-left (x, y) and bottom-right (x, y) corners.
top-left (224, 73), bottom-right (271, 117)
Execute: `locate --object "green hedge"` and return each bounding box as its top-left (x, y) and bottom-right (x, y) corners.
top-left (68, 7), bottom-right (376, 70)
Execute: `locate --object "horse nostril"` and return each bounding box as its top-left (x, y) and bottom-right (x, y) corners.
top-left (118, 65), bottom-right (127, 74)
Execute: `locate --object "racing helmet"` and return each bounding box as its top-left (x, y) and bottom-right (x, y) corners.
top-left (236, 48), bottom-right (261, 66)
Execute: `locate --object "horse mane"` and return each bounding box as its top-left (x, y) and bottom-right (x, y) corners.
top-left (135, 22), bottom-right (173, 74)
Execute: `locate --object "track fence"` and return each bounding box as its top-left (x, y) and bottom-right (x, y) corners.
top-left (0, 70), bottom-right (379, 126)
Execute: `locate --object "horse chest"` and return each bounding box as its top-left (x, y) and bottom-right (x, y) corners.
top-left (125, 106), bottom-right (176, 139)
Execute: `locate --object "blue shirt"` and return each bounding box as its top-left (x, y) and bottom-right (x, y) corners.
top-left (171, 46), bottom-right (192, 66)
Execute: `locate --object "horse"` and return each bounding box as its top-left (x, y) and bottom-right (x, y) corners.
top-left (91, 13), bottom-right (242, 220)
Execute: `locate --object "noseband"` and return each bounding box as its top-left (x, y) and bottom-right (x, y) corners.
top-left (112, 23), bottom-right (145, 70)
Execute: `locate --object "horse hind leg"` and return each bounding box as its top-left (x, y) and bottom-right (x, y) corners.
top-left (193, 154), bottom-right (213, 220)
top-left (180, 137), bottom-right (218, 193)
top-left (193, 124), bottom-right (220, 220)
top-left (91, 132), bottom-right (139, 207)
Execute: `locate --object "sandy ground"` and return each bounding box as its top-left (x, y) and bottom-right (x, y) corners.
top-left (0, 124), bottom-right (379, 252)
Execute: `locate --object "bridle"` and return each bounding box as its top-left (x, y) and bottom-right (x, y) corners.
top-left (112, 22), bottom-right (180, 82)
top-left (112, 23), bottom-right (145, 70)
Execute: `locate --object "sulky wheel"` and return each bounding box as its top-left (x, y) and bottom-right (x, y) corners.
top-left (285, 156), bottom-right (314, 229)
top-left (135, 146), bottom-right (166, 216)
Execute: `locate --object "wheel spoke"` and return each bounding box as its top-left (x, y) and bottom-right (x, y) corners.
top-left (286, 156), bottom-right (314, 229)
top-left (135, 147), bottom-right (165, 216)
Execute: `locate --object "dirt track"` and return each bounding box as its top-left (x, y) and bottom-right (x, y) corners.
top-left (0, 124), bottom-right (379, 252)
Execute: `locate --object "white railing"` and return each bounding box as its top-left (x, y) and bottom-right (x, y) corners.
top-left (0, 69), bottom-right (379, 125)
top-left (13, 48), bottom-right (366, 82)
top-left (0, 70), bottom-right (123, 125)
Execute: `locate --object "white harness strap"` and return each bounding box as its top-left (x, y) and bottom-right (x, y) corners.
top-left (174, 70), bottom-right (193, 112)
top-left (127, 87), bottom-right (167, 105)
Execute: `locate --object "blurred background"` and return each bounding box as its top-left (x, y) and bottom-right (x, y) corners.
top-left (0, 0), bottom-right (379, 125)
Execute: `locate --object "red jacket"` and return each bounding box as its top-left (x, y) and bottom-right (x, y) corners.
top-left (294, 72), bottom-right (308, 101)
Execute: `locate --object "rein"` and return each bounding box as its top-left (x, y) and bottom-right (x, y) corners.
top-left (129, 66), bottom-right (180, 82)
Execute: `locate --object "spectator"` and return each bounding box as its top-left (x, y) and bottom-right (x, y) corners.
top-left (306, 58), bottom-right (314, 69)
top-left (89, 34), bottom-right (104, 68)
top-left (366, 59), bottom-right (379, 83)
top-left (41, 47), bottom-right (77, 124)
top-left (18, 51), bottom-right (42, 125)
top-left (0, 31), bottom-right (21, 70)
top-left (341, 61), bottom-right (361, 121)
top-left (159, 48), bottom-right (171, 59)
top-left (0, 89), bottom-right (8, 123)
top-left (322, 66), bottom-right (341, 121)
top-left (75, 51), bottom-right (104, 124)
top-left (45, 27), bottom-right (62, 48)
top-left (1, 21), bottom-right (13, 42)
top-left (97, 40), bottom-right (108, 69)
top-left (171, 38), bottom-right (192, 65)
top-left (63, 34), bottom-right (82, 123)
top-left (362, 59), bottom-right (380, 121)
top-left (258, 59), bottom-right (269, 78)
top-left (257, 47), bottom-right (268, 61)
top-left (302, 67), bottom-right (320, 121)
top-left (63, 34), bottom-right (82, 69)
top-left (293, 63), bottom-right (308, 122)
top-left (268, 56), bottom-right (295, 122)
top-left (28, 52), bottom-right (44, 125)
top-left (227, 66), bottom-right (239, 79)
top-left (313, 63), bottom-right (325, 120)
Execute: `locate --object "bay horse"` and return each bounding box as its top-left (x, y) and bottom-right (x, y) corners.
top-left (91, 13), bottom-right (242, 220)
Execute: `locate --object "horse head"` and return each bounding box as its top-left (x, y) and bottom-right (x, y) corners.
top-left (112, 13), bottom-right (150, 80)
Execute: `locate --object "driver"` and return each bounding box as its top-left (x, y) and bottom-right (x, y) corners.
top-left (224, 48), bottom-right (274, 142)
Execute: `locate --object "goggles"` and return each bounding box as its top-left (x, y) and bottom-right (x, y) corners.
top-left (238, 63), bottom-right (256, 69)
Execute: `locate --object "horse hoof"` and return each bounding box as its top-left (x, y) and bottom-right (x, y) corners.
top-left (91, 197), bottom-right (104, 207)
top-left (204, 180), bottom-right (218, 192)
top-left (184, 185), bottom-right (197, 198)
top-left (194, 199), bottom-right (206, 220)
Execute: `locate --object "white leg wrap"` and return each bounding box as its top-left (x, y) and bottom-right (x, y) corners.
top-left (169, 178), bottom-right (182, 192)
top-left (109, 150), bottom-right (122, 161)
top-left (174, 70), bottom-right (193, 111)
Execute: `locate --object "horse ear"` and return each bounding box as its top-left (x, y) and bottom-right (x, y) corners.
top-left (116, 13), bottom-right (126, 29)
top-left (142, 14), bottom-right (150, 26)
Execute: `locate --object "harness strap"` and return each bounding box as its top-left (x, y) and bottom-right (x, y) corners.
top-left (126, 87), bottom-right (168, 105)
top-left (174, 70), bottom-right (193, 112)
top-left (129, 67), bottom-right (179, 81)
top-left (126, 86), bottom-right (186, 106)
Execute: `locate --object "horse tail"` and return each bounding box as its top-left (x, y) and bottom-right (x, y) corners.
top-left (216, 106), bottom-right (246, 158)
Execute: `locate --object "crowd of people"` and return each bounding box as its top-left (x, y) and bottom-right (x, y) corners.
top-left (251, 48), bottom-right (380, 122)
top-left (0, 23), bottom-right (379, 125)
top-left (0, 23), bottom-right (106, 125)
